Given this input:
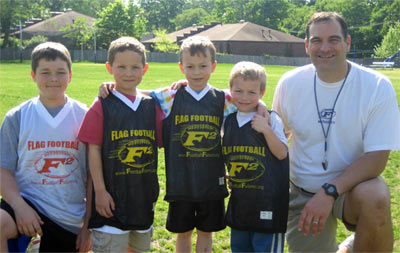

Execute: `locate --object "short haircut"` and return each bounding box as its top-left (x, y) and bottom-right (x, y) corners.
top-left (229, 61), bottom-right (267, 93)
top-left (179, 36), bottom-right (216, 64)
top-left (108, 37), bottom-right (146, 66)
top-left (31, 42), bottom-right (72, 73)
top-left (306, 12), bottom-right (348, 42)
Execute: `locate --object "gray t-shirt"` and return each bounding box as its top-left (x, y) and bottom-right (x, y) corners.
top-left (0, 97), bottom-right (88, 234)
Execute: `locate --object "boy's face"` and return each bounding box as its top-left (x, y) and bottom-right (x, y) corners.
top-left (106, 50), bottom-right (148, 95)
top-left (230, 77), bottom-right (264, 113)
top-left (179, 50), bottom-right (216, 91)
top-left (31, 58), bottom-right (71, 104)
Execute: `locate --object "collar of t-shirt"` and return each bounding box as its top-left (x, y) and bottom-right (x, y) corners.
top-left (236, 111), bottom-right (256, 128)
top-left (184, 83), bottom-right (211, 101)
top-left (45, 99), bottom-right (67, 117)
top-left (112, 90), bottom-right (142, 111)
top-left (316, 75), bottom-right (345, 88)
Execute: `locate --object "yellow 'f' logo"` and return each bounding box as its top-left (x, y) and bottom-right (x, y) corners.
top-left (183, 131), bottom-right (209, 146)
top-left (121, 147), bottom-right (152, 162)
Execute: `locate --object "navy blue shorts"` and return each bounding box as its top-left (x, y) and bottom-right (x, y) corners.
top-left (1, 198), bottom-right (78, 252)
top-left (166, 199), bottom-right (226, 233)
top-left (230, 228), bottom-right (285, 252)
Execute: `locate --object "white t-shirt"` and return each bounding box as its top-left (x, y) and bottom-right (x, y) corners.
top-left (230, 110), bottom-right (288, 148)
top-left (272, 61), bottom-right (400, 192)
top-left (1, 96), bottom-right (88, 234)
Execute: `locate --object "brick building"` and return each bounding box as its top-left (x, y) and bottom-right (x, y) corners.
top-left (143, 21), bottom-right (306, 57)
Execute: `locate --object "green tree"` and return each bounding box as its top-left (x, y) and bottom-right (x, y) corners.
top-left (374, 22), bottom-right (400, 58)
top-left (94, 0), bottom-right (147, 49)
top-left (212, 0), bottom-right (245, 23)
top-left (244, 0), bottom-right (290, 29)
top-left (23, 35), bottom-right (48, 49)
top-left (60, 17), bottom-right (93, 59)
top-left (183, 0), bottom-right (216, 13)
top-left (0, 0), bottom-right (47, 48)
top-left (139, 0), bottom-right (185, 32)
top-left (172, 8), bottom-right (214, 30)
top-left (153, 29), bottom-right (179, 53)
top-left (280, 3), bottom-right (315, 38)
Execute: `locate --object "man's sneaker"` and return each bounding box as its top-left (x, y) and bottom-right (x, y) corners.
top-left (338, 233), bottom-right (354, 253)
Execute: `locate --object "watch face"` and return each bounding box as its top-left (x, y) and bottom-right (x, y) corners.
top-left (327, 186), bottom-right (334, 193)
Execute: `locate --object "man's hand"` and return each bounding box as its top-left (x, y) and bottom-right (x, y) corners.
top-left (76, 226), bottom-right (91, 252)
top-left (251, 114), bottom-right (270, 134)
top-left (95, 189), bottom-right (115, 218)
top-left (256, 102), bottom-right (270, 126)
top-left (298, 190), bottom-right (335, 236)
top-left (98, 82), bottom-right (115, 98)
top-left (14, 201), bottom-right (43, 237)
top-left (171, 79), bottom-right (188, 90)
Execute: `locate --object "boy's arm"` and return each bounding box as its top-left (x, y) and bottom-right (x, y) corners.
top-left (251, 115), bottom-right (288, 160)
top-left (0, 168), bottom-right (43, 237)
top-left (75, 171), bottom-right (92, 252)
top-left (88, 144), bottom-right (115, 218)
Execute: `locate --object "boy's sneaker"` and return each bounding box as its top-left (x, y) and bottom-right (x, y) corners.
top-left (338, 233), bottom-right (354, 253)
top-left (26, 236), bottom-right (40, 253)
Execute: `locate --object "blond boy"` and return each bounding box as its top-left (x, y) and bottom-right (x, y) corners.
top-left (223, 61), bottom-right (288, 252)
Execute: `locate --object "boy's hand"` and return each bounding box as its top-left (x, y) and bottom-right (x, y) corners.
top-left (251, 114), bottom-right (271, 134)
top-left (14, 201), bottom-right (43, 237)
top-left (95, 189), bottom-right (115, 218)
top-left (225, 172), bottom-right (232, 190)
top-left (76, 227), bottom-right (91, 252)
top-left (99, 82), bottom-right (115, 98)
top-left (171, 79), bottom-right (188, 90)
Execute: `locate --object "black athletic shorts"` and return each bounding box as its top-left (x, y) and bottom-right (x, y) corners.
top-left (166, 199), bottom-right (226, 233)
top-left (1, 198), bottom-right (78, 252)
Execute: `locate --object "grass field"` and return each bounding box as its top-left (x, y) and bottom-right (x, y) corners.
top-left (0, 61), bottom-right (399, 252)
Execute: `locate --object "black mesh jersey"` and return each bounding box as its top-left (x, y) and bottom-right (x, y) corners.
top-left (162, 87), bottom-right (229, 201)
top-left (222, 112), bottom-right (289, 233)
top-left (89, 93), bottom-right (159, 231)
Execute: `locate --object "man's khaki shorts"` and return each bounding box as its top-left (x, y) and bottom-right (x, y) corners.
top-left (91, 228), bottom-right (153, 252)
top-left (286, 182), bottom-right (355, 252)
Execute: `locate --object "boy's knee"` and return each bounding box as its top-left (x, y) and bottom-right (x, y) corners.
top-left (178, 230), bottom-right (193, 239)
top-left (196, 230), bottom-right (212, 238)
top-left (0, 210), bottom-right (18, 240)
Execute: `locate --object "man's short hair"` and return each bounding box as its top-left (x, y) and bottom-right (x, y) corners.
top-left (229, 61), bottom-right (267, 93)
top-left (31, 42), bottom-right (72, 73)
top-left (306, 12), bottom-right (348, 41)
top-left (108, 37), bottom-right (146, 66)
top-left (179, 36), bottom-right (216, 64)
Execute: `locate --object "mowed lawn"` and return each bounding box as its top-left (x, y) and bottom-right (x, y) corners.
top-left (0, 61), bottom-right (399, 252)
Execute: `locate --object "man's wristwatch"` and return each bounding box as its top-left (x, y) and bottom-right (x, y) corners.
top-left (322, 183), bottom-right (339, 200)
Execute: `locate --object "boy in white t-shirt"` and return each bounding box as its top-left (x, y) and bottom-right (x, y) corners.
top-left (0, 42), bottom-right (91, 252)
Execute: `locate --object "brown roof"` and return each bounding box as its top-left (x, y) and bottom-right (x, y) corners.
top-left (20, 10), bottom-right (95, 36)
top-left (144, 21), bottom-right (304, 43)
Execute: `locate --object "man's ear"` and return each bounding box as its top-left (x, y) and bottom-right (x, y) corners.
top-left (305, 39), bottom-right (310, 56)
top-left (143, 64), bottom-right (149, 75)
top-left (346, 35), bottom-right (351, 52)
top-left (105, 62), bottom-right (113, 74)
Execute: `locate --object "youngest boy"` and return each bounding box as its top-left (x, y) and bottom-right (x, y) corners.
top-left (78, 37), bottom-right (163, 252)
top-left (222, 61), bottom-right (289, 252)
top-left (0, 42), bottom-right (91, 252)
